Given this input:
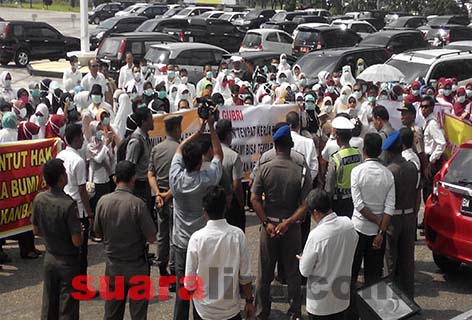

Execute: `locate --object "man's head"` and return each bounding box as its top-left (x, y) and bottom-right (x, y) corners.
top-left (382, 131), bottom-right (402, 159)
top-left (69, 56), bottom-right (78, 69)
top-left (114, 160), bottom-right (136, 189)
top-left (199, 133), bottom-right (213, 161)
top-left (65, 123), bottom-right (84, 150)
top-left (216, 119), bottom-right (233, 145)
top-left (125, 52), bottom-right (134, 66)
top-left (88, 59), bottom-right (99, 76)
top-left (306, 189), bottom-right (332, 223)
top-left (135, 107), bottom-right (154, 132)
top-left (133, 66), bottom-right (141, 82)
top-left (363, 132), bottom-right (382, 159)
top-left (399, 127), bottom-right (414, 151)
top-left (286, 111), bottom-right (300, 132)
top-left (182, 141), bottom-right (203, 172)
top-left (420, 95), bottom-right (435, 118)
top-left (43, 159), bottom-right (67, 189)
top-left (372, 105), bottom-right (389, 130)
top-left (164, 114), bottom-right (182, 139)
top-left (273, 125), bottom-right (293, 153)
top-left (203, 186), bottom-right (226, 220)
top-left (397, 102), bottom-right (416, 127)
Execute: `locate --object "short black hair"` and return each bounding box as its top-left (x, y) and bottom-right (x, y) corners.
top-left (363, 133), bottom-right (382, 159)
top-left (286, 111), bottom-right (300, 129)
top-left (216, 119), bottom-right (232, 141)
top-left (421, 95), bottom-right (435, 108)
top-left (115, 161), bottom-right (136, 183)
top-left (135, 107), bottom-right (152, 127)
top-left (90, 84), bottom-right (103, 96)
top-left (211, 93), bottom-right (224, 106)
top-left (199, 133), bottom-right (212, 154)
top-left (203, 186), bottom-right (226, 220)
top-left (165, 118), bottom-right (181, 133)
top-left (352, 117), bottom-right (362, 137)
top-left (372, 105), bottom-right (389, 121)
top-left (231, 84), bottom-right (240, 94)
top-left (400, 127), bottom-right (414, 149)
top-left (65, 123), bottom-right (83, 145)
top-left (337, 130), bottom-right (352, 144)
top-left (43, 159), bottom-right (65, 187)
top-left (306, 189), bottom-right (331, 214)
top-left (182, 141), bottom-right (203, 171)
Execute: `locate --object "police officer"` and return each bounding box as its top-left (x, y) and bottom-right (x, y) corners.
top-left (32, 159), bottom-right (83, 320)
top-left (325, 116), bottom-right (362, 218)
top-left (148, 114), bottom-right (182, 278)
top-left (251, 125), bottom-right (312, 320)
top-left (94, 161), bottom-right (157, 320)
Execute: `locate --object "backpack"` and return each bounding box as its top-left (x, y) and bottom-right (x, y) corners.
top-left (116, 134), bottom-right (144, 163)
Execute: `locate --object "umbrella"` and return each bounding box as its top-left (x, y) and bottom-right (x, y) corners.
top-left (357, 64), bottom-right (405, 83)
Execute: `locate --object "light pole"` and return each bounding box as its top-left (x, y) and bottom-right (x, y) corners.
top-left (80, 0), bottom-right (89, 53)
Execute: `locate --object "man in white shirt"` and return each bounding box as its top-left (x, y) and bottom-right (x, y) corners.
top-left (299, 189), bottom-right (358, 320)
top-left (185, 186), bottom-right (254, 320)
top-left (81, 59), bottom-right (108, 95)
top-left (118, 52), bottom-right (134, 89)
top-left (62, 55), bottom-right (82, 92)
top-left (124, 65), bottom-right (144, 97)
top-left (56, 124), bottom-right (93, 277)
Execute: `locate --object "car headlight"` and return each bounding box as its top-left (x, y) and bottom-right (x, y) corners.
top-left (96, 32), bottom-right (104, 39)
top-left (88, 11), bottom-right (94, 16)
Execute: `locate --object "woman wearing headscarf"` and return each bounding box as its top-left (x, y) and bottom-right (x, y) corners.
top-left (0, 112), bottom-right (18, 143)
top-left (321, 96), bottom-right (334, 118)
top-left (318, 71), bottom-right (330, 90)
top-left (28, 81), bottom-right (41, 107)
top-left (347, 94), bottom-right (360, 118)
top-left (112, 89), bottom-right (123, 114)
top-left (292, 64), bottom-right (302, 80)
top-left (275, 83), bottom-right (290, 104)
top-left (334, 85), bottom-right (352, 114)
top-left (142, 81), bottom-right (156, 106)
top-left (97, 109), bottom-right (120, 147)
top-left (278, 53), bottom-right (291, 72)
top-left (149, 82), bottom-right (169, 114)
top-left (87, 84), bottom-right (114, 121)
top-left (112, 93), bottom-right (132, 140)
top-left (81, 109), bottom-right (93, 142)
top-left (30, 103), bottom-right (49, 139)
top-left (214, 71), bottom-right (233, 102)
top-left (18, 121), bottom-right (40, 141)
top-left (340, 65), bottom-right (356, 88)
top-left (173, 83), bottom-right (192, 112)
top-left (74, 90), bottom-right (91, 112)
top-left (12, 99), bottom-right (28, 122)
top-left (45, 114), bottom-right (66, 139)
top-left (355, 58), bottom-right (366, 77)
top-left (0, 71), bottom-right (15, 102)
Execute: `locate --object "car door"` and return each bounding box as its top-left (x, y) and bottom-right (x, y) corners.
top-left (175, 49), bottom-right (215, 83)
top-left (388, 34), bottom-right (418, 54)
top-left (278, 31), bottom-right (293, 55)
top-left (40, 26), bottom-right (64, 57)
top-left (265, 31), bottom-right (281, 52)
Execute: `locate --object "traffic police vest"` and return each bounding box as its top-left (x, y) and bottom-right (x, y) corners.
top-left (332, 147), bottom-right (362, 199)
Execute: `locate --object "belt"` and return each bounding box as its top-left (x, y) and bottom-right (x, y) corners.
top-left (394, 208), bottom-right (414, 215)
top-left (266, 216), bottom-right (301, 224)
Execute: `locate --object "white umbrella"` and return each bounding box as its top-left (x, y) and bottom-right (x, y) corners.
top-left (357, 64), bottom-right (405, 82)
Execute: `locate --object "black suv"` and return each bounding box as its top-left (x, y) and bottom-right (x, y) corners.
top-left (0, 21), bottom-right (80, 66)
top-left (130, 4), bottom-right (168, 19)
top-left (234, 9), bottom-right (276, 31)
top-left (359, 30), bottom-right (428, 54)
top-left (296, 47), bottom-right (392, 84)
top-left (97, 32), bottom-right (179, 79)
top-left (88, 2), bottom-right (123, 25)
top-left (293, 26), bottom-right (361, 56)
top-left (427, 15), bottom-right (470, 26)
top-left (135, 18), bottom-right (190, 39)
top-left (384, 16), bottom-right (428, 29)
top-left (89, 16), bottom-right (148, 50)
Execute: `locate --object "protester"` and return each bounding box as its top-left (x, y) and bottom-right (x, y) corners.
top-left (0, 111), bottom-right (18, 143)
top-left (88, 84), bottom-right (114, 120)
top-left (0, 71), bottom-right (15, 102)
top-left (185, 186), bottom-right (254, 320)
top-left (118, 53), bottom-right (135, 89)
top-left (94, 160), bottom-right (157, 320)
top-left (170, 114), bottom-right (223, 320)
top-left (81, 59), bottom-right (107, 94)
top-left (18, 121), bottom-right (40, 141)
top-left (299, 189), bottom-right (359, 320)
top-left (63, 55), bottom-right (82, 92)
top-left (32, 159), bottom-right (83, 320)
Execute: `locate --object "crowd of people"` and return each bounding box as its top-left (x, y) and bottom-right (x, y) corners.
top-left (0, 51), bottom-right (456, 320)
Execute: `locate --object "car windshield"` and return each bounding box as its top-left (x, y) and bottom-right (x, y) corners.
top-left (443, 148), bottom-right (472, 186)
top-left (97, 38), bottom-right (121, 56)
top-left (95, 3), bottom-right (106, 10)
top-left (121, 5), bottom-right (138, 13)
top-left (163, 7), bottom-right (182, 17)
top-left (98, 19), bottom-right (117, 30)
top-left (245, 10), bottom-right (262, 19)
top-left (135, 20), bottom-right (158, 32)
top-left (242, 33), bottom-right (262, 48)
top-left (360, 34), bottom-right (390, 46)
top-left (177, 8), bottom-right (192, 16)
top-left (294, 30), bottom-right (320, 45)
top-left (129, 6), bottom-right (144, 14)
top-left (297, 53), bottom-right (339, 78)
top-left (387, 18), bottom-right (407, 27)
top-left (134, 7), bottom-right (148, 14)
top-left (272, 12), bottom-right (286, 22)
top-left (386, 58), bottom-right (429, 83)
top-left (145, 47), bottom-right (170, 64)
top-left (219, 13), bottom-right (232, 21)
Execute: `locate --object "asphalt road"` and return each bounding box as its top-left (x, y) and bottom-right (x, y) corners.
top-left (1, 7), bottom-right (472, 320)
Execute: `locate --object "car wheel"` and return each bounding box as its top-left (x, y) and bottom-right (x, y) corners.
top-left (433, 252), bottom-right (461, 273)
top-left (14, 49), bottom-right (30, 67)
top-left (94, 17), bottom-right (100, 25)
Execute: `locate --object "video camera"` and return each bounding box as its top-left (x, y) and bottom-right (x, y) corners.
top-left (196, 97), bottom-right (219, 120)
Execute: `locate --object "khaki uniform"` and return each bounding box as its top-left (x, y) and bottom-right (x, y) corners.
top-left (32, 188), bottom-right (82, 320)
top-left (94, 187), bottom-right (157, 320)
top-left (252, 154), bottom-right (312, 319)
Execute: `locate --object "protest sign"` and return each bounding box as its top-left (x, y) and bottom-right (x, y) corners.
top-left (0, 138), bottom-right (61, 239)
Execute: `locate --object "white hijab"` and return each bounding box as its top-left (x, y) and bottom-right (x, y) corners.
top-left (112, 93), bottom-right (132, 140)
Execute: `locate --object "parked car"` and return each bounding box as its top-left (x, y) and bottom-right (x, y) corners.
top-left (270, 10), bottom-right (307, 22)
top-left (219, 12), bottom-right (245, 23)
top-left (424, 140), bottom-right (472, 273)
top-left (130, 4), bottom-right (168, 19)
top-left (115, 3), bottom-right (148, 17)
top-left (384, 12), bottom-right (409, 24)
top-left (157, 5), bottom-right (185, 19)
top-left (89, 16), bottom-right (147, 50)
top-left (303, 8), bottom-right (331, 18)
top-left (427, 15), bottom-right (471, 26)
top-left (331, 19), bottom-right (377, 38)
top-left (292, 15), bottom-right (328, 25)
top-left (384, 15), bottom-right (428, 29)
top-left (386, 48), bottom-right (472, 84)
top-left (296, 46), bottom-right (392, 83)
top-left (260, 21), bottom-right (299, 34)
top-left (135, 18), bottom-right (190, 38)
top-left (88, 2), bottom-right (123, 25)
top-left (419, 24), bottom-right (472, 47)
top-left (445, 40), bottom-right (472, 51)
top-left (240, 29), bottom-right (293, 55)
top-left (292, 25), bottom-right (361, 56)
top-left (198, 11), bottom-right (225, 19)
top-left (145, 43), bottom-right (228, 84)
top-left (97, 32), bottom-right (179, 79)
top-left (0, 20), bottom-right (80, 66)
top-left (172, 6), bottom-right (214, 19)
top-left (223, 51), bottom-right (297, 69)
top-left (359, 30), bottom-right (428, 54)
top-left (234, 9), bottom-right (276, 31)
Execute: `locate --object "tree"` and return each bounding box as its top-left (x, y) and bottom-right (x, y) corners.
top-left (422, 0), bottom-right (467, 16)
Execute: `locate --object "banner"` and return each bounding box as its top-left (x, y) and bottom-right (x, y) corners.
top-left (443, 114), bottom-right (472, 156)
top-left (149, 104), bottom-right (298, 179)
top-left (0, 138), bottom-right (61, 239)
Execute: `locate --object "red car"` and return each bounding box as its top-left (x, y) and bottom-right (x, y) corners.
top-left (424, 140), bottom-right (472, 273)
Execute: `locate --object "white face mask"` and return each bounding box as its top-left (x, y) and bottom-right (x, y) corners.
top-left (457, 95), bottom-right (466, 103)
top-left (353, 91), bottom-right (362, 100)
top-left (452, 84), bottom-right (458, 92)
top-left (340, 94), bottom-right (348, 104)
top-left (36, 115), bottom-right (46, 126)
top-left (134, 72), bottom-right (141, 82)
top-left (180, 76), bottom-right (188, 84)
top-left (467, 89), bottom-right (472, 98)
top-left (15, 106), bottom-right (27, 119)
top-left (95, 130), bottom-right (104, 141)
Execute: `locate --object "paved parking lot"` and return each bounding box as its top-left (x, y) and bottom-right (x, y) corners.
top-left (0, 7), bottom-right (472, 320)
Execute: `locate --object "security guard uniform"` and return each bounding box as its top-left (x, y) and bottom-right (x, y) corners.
top-left (325, 117), bottom-right (362, 218)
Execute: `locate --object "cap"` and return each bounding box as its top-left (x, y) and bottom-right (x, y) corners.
top-left (411, 81), bottom-right (420, 89)
top-left (457, 87), bottom-right (466, 96)
top-left (305, 94), bottom-right (315, 102)
top-left (396, 102), bottom-right (416, 114)
top-left (382, 131), bottom-right (401, 151)
top-left (163, 114), bottom-right (183, 124)
top-left (273, 125), bottom-right (291, 142)
top-left (332, 116), bottom-right (354, 130)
